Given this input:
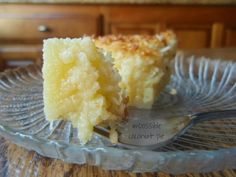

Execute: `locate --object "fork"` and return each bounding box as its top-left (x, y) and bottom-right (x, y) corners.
top-left (94, 109), bottom-right (236, 149)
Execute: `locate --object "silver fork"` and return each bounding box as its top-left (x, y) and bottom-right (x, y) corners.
top-left (94, 109), bottom-right (236, 149)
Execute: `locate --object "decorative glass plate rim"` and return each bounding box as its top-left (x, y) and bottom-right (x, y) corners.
top-left (1, 121), bottom-right (236, 174)
top-left (0, 53), bottom-right (235, 174)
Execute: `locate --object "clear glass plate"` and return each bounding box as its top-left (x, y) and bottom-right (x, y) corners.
top-left (0, 53), bottom-right (235, 174)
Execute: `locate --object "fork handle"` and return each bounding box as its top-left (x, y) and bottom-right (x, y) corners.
top-left (191, 109), bottom-right (236, 124)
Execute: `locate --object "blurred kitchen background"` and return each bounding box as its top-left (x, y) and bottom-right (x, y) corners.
top-left (0, 0), bottom-right (236, 71)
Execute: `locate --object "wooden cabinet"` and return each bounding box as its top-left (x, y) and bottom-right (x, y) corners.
top-left (106, 6), bottom-right (236, 49)
top-left (0, 5), bottom-right (102, 70)
top-left (0, 4), bottom-right (236, 71)
top-left (0, 13), bottom-right (102, 43)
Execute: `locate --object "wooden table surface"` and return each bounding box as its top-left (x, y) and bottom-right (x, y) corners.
top-left (1, 48), bottom-right (236, 177)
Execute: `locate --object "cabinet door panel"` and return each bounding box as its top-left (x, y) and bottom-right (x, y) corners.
top-left (225, 27), bottom-right (236, 47)
top-left (168, 25), bottom-right (212, 49)
top-left (110, 23), bottom-right (162, 35)
top-left (110, 23), bottom-right (212, 49)
top-left (175, 30), bottom-right (209, 49)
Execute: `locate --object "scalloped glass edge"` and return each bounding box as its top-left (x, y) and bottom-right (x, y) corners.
top-left (1, 124), bottom-right (236, 174)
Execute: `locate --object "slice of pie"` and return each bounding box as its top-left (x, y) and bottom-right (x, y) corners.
top-left (42, 37), bottom-right (126, 144)
top-left (95, 31), bottom-right (177, 109)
